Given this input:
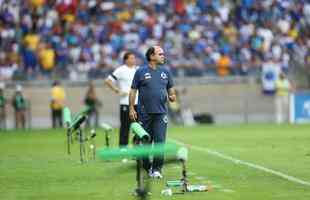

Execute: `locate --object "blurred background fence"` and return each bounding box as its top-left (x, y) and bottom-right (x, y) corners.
top-left (0, 76), bottom-right (280, 129)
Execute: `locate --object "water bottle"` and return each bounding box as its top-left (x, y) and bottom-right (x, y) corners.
top-left (166, 180), bottom-right (183, 187)
top-left (161, 188), bottom-right (173, 196)
top-left (186, 185), bottom-right (208, 192)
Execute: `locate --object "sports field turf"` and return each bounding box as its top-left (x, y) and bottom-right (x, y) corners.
top-left (0, 124), bottom-right (310, 200)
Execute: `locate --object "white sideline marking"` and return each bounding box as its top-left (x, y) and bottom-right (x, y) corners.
top-left (187, 171), bottom-right (196, 176)
top-left (221, 189), bottom-right (235, 193)
top-left (212, 184), bottom-right (223, 189)
top-left (195, 176), bottom-right (207, 180)
top-left (170, 139), bottom-right (310, 187)
top-left (172, 166), bottom-right (181, 169)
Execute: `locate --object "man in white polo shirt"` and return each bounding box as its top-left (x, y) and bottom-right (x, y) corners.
top-left (105, 52), bottom-right (138, 148)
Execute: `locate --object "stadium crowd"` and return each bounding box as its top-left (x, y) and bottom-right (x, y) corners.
top-left (0, 0), bottom-right (309, 81)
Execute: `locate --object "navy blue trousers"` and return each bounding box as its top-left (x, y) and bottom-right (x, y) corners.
top-left (139, 113), bottom-right (168, 172)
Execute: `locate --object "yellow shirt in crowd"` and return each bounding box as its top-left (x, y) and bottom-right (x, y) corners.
top-left (30, 0), bottom-right (45, 8)
top-left (24, 34), bottom-right (40, 51)
top-left (39, 48), bottom-right (55, 70)
top-left (51, 86), bottom-right (66, 110)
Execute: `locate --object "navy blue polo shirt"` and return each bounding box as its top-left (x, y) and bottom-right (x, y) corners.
top-left (131, 65), bottom-right (174, 114)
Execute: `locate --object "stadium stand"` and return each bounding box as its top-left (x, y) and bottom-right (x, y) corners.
top-left (0, 0), bottom-right (309, 81)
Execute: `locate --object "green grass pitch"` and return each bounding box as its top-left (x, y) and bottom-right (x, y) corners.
top-left (0, 124), bottom-right (310, 200)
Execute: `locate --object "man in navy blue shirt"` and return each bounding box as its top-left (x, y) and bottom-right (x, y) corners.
top-left (129, 46), bottom-right (176, 178)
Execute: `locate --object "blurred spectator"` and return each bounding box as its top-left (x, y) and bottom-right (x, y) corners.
top-left (275, 72), bottom-right (293, 124)
top-left (38, 42), bottom-right (55, 77)
top-left (261, 54), bottom-right (281, 95)
top-left (0, 1), bottom-right (309, 79)
top-left (0, 53), bottom-right (18, 81)
top-left (29, 0), bottom-right (45, 9)
top-left (11, 85), bottom-right (26, 129)
top-left (56, 0), bottom-right (78, 23)
top-left (0, 82), bottom-right (6, 129)
top-left (216, 52), bottom-right (231, 76)
top-left (21, 46), bottom-right (38, 78)
top-left (23, 31), bottom-right (40, 51)
top-left (84, 82), bottom-right (100, 128)
top-left (168, 89), bottom-right (183, 125)
top-left (50, 80), bottom-right (65, 128)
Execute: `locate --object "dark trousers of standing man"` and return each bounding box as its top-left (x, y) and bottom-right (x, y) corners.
top-left (14, 109), bottom-right (26, 129)
top-left (86, 109), bottom-right (99, 128)
top-left (139, 113), bottom-right (168, 172)
top-left (119, 105), bottom-right (130, 147)
top-left (52, 109), bottom-right (63, 128)
top-left (120, 105), bottom-right (137, 147)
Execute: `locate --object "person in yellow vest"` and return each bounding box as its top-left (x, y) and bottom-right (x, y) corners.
top-left (50, 81), bottom-right (66, 128)
top-left (275, 72), bottom-right (293, 124)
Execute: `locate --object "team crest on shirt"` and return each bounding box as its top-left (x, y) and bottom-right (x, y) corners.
top-left (163, 115), bottom-right (168, 123)
top-left (161, 72), bottom-right (167, 79)
top-left (144, 73), bottom-right (151, 80)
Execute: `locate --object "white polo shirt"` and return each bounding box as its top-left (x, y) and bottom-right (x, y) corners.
top-left (108, 65), bottom-right (138, 105)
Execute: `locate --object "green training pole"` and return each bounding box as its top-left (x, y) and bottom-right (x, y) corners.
top-left (63, 107), bottom-right (72, 154)
top-left (130, 122), bottom-right (150, 141)
top-left (101, 122), bottom-right (112, 131)
top-left (71, 106), bottom-right (91, 122)
top-left (98, 143), bottom-right (179, 160)
top-left (166, 180), bottom-right (184, 187)
top-left (69, 114), bottom-right (86, 132)
top-left (63, 107), bottom-right (72, 127)
top-left (101, 123), bottom-right (112, 147)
